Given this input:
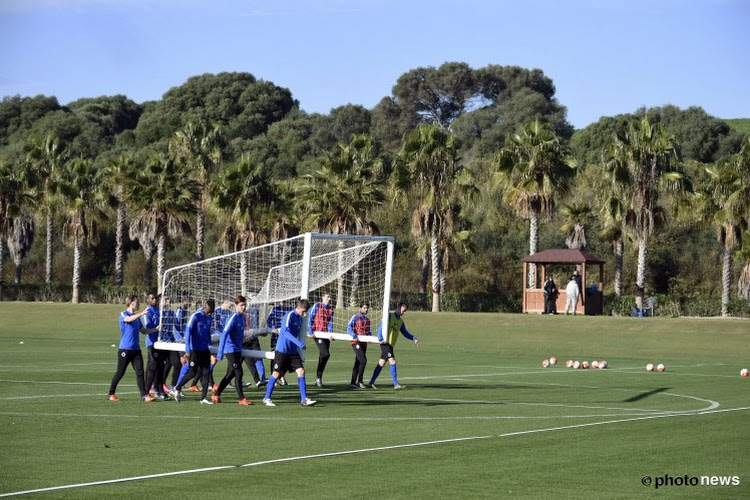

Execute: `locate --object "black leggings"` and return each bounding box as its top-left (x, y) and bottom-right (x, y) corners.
top-left (109, 349), bottom-right (146, 397)
top-left (315, 338), bottom-right (331, 379)
top-left (350, 342), bottom-right (368, 385)
top-left (217, 352), bottom-right (244, 399)
top-left (144, 346), bottom-right (166, 394)
top-left (177, 350), bottom-right (212, 399)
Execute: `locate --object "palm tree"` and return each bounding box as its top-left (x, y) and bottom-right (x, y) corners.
top-left (603, 117), bottom-right (690, 310)
top-left (210, 155), bottom-right (283, 295)
top-left (560, 203), bottom-right (593, 250)
top-left (301, 135), bottom-right (386, 307)
top-left (104, 155), bottom-right (136, 286)
top-left (701, 136), bottom-right (750, 312)
top-left (397, 124), bottom-right (462, 312)
top-left (495, 120), bottom-right (575, 288)
top-left (58, 157), bottom-right (108, 303)
top-left (124, 153), bottom-right (198, 292)
top-left (7, 213), bottom-right (35, 284)
top-left (25, 134), bottom-right (67, 284)
top-left (1, 160), bottom-right (36, 293)
top-left (170, 119), bottom-right (222, 261)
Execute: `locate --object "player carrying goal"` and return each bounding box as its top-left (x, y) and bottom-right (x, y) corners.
top-left (367, 302), bottom-right (419, 390)
top-left (262, 299), bottom-right (317, 407)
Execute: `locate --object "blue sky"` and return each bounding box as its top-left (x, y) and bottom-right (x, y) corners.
top-left (0, 0), bottom-right (748, 129)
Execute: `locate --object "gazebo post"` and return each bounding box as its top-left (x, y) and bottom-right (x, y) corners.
top-left (581, 260), bottom-right (587, 313)
top-left (522, 262), bottom-right (528, 312)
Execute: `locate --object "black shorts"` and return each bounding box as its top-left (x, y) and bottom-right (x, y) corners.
top-left (380, 343), bottom-right (394, 361)
top-left (272, 351), bottom-right (303, 374)
top-left (188, 349), bottom-right (212, 369)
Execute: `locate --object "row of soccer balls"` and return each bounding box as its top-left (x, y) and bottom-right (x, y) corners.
top-left (542, 357), bottom-right (749, 377)
top-left (541, 357), bottom-right (608, 369)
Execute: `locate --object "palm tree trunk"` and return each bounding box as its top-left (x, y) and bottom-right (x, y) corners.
top-left (144, 245), bottom-right (154, 287)
top-left (614, 238), bottom-right (623, 297)
top-left (45, 213), bottom-right (53, 284)
top-left (157, 228), bottom-right (166, 294)
top-left (420, 250), bottom-right (430, 295)
top-left (721, 245), bottom-right (731, 317)
top-left (240, 251), bottom-right (249, 296)
top-left (196, 197), bottom-right (206, 261)
top-left (72, 232), bottom-right (81, 304)
top-left (528, 208), bottom-right (539, 288)
top-left (114, 202), bottom-right (125, 286)
top-left (738, 260), bottom-right (750, 300)
top-left (0, 238), bottom-right (5, 298)
top-left (636, 236), bottom-right (648, 311)
top-left (337, 240), bottom-right (345, 309)
top-left (430, 227), bottom-right (441, 312)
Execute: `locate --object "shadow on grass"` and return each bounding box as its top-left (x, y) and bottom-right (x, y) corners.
top-left (622, 387), bottom-right (669, 402)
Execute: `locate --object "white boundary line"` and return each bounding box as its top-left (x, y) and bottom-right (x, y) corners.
top-left (1, 405), bottom-right (748, 498)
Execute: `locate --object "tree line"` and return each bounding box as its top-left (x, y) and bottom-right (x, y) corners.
top-left (0, 63), bottom-right (748, 314)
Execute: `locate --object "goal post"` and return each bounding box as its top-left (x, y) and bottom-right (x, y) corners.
top-left (155, 233), bottom-right (395, 357)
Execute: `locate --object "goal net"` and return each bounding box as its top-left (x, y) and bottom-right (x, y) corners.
top-left (155, 233), bottom-right (395, 359)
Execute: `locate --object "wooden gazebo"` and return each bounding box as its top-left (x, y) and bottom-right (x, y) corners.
top-left (522, 249), bottom-right (606, 315)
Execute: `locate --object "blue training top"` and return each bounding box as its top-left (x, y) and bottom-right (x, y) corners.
top-left (217, 312), bottom-right (245, 360)
top-left (184, 310), bottom-right (213, 353)
top-left (275, 309), bottom-right (305, 355)
top-left (144, 305), bottom-right (160, 347)
top-left (118, 310), bottom-right (141, 350)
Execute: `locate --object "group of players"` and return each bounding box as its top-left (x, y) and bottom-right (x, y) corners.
top-left (108, 291), bottom-right (419, 407)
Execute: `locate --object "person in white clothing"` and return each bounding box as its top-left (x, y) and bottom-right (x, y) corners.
top-left (565, 276), bottom-right (580, 315)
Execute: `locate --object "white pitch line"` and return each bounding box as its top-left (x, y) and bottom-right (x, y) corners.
top-left (0, 392), bottom-right (140, 401)
top-left (1, 405), bottom-right (748, 498)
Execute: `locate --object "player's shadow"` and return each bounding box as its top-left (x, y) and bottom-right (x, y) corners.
top-left (622, 387), bottom-right (669, 402)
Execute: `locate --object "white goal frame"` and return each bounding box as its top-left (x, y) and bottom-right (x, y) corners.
top-left (154, 232), bottom-right (395, 358)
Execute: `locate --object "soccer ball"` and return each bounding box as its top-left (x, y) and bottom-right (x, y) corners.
top-left (566, 359), bottom-right (573, 368)
top-left (542, 359), bottom-right (550, 368)
top-left (549, 356), bottom-right (558, 366)
top-left (646, 363), bottom-right (654, 372)
top-left (599, 360), bottom-right (608, 369)
top-left (581, 361), bottom-right (590, 369)
top-left (573, 361), bottom-right (581, 369)
top-left (656, 364), bottom-right (666, 372)
top-left (741, 369), bottom-right (749, 378)
top-left (591, 360), bottom-right (599, 369)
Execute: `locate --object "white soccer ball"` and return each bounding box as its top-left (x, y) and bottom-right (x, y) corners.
top-left (581, 361), bottom-right (590, 369)
top-left (111, 344), bottom-right (116, 348)
top-left (599, 360), bottom-right (608, 369)
top-left (542, 359), bottom-right (550, 368)
top-left (549, 356), bottom-right (558, 366)
top-left (19, 341), bottom-right (24, 345)
top-left (741, 369), bottom-right (749, 378)
top-left (566, 359), bottom-right (573, 368)
top-left (591, 360), bottom-right (599, 369)
top-left (573, 361), bottom-right (581, 369)
top-left (656, 364), bottom-right (666, 373)
top-left (646, 363), bottom-right (654, 372)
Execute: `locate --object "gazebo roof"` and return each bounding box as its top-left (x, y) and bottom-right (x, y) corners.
top-left (522, 248), bottom-right (606, 264)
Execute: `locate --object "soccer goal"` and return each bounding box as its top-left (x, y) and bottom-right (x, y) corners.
top-left (154, 233), bottom-right (395, 358)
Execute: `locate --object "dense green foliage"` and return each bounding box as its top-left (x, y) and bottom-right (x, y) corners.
top-left (0, 64), bottom-right (749, 315)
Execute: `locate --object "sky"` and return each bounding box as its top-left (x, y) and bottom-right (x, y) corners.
top-left (0, 0), bottom-right (748, 129)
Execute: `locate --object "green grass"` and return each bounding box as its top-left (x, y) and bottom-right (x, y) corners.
top-left (1, 303), bottom-right (748, 499)
top-left (725, 118), bottom-right (750, 135)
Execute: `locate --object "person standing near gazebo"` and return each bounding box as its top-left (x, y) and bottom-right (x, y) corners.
top-left (564, 276), bottom-right (580, 316)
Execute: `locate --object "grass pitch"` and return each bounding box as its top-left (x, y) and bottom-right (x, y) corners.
top-left (0, 303), bottom-right (748, 499)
